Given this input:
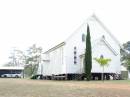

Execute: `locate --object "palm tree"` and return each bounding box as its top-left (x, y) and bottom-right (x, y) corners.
top-left (94, 55), bottom-right (111, 81)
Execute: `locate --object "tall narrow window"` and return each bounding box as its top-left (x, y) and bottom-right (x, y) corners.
top-left (74, 46), bottom-right (77, 64)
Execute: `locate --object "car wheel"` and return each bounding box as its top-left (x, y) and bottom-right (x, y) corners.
top-left (4, 75), bottom-right (7, 77)
top-left (15, 75), bottom-right (19, 78)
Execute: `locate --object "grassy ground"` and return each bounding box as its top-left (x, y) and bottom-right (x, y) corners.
top-left (0, 78), bottom-right (130, 97)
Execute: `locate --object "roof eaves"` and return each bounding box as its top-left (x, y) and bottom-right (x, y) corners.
top-left (43, 42), bottom-right (65, 54)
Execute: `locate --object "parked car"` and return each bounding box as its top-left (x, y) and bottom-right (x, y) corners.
top-left (1, 73), bottom-right (22, 78)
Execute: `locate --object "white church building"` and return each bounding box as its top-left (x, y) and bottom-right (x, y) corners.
top-left (38, 15), bottom-right (121, 80)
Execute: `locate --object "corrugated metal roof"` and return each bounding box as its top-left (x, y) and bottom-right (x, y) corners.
top-left (0, 66), bottom-right (24, 70)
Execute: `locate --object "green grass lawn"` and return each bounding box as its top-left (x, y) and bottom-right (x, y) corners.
top-left (0, 78), bottom-right (130, 97)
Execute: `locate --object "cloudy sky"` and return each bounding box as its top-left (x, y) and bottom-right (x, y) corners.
top-left (0, 0), bottom-right (130, 65)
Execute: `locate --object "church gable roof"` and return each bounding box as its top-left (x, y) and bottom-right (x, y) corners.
top-left (92, 14), bottom-right (121, 47)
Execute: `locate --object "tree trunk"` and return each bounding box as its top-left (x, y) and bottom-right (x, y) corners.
top-left (102, 66), bottom-right (104, 82)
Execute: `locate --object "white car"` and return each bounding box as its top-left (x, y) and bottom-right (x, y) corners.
top-left (1, 74), bottom-right (22, 78)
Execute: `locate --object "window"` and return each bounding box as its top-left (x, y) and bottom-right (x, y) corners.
top-left (102, 35), bottom-right (105, 39)
top-left (74, 61), bottom-right (77, 64)
top-left (82, 34), bottom-right (85, 42)
top-left (74, 56), bottom-right (77, 59)
top-left (74, 51), bottom-right (76, 54)
top-left (74, 46), bottom-right (77, 64)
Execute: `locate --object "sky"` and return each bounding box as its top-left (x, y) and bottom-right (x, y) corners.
top-left (0, 0), bottom-right (130, 65)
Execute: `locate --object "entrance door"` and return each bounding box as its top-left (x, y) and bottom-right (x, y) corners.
top-left (80, 55), bottom-right (84, 73)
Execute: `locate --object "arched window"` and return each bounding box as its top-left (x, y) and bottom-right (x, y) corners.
top-left (82, 34), bottom-right (85, 42)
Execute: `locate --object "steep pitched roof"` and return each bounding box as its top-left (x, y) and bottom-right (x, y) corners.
top-left (43, 14), bottom-right (121, 54)
top-left (92, 14), bottom-right (121, 47)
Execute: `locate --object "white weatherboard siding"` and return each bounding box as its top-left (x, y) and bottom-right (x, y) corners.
top-left (42, 44), bottom-right (65, 76)
top-left (64, 23), bottom-right (86, 74)
top-left (92, 39), bottom-right (120, 73)
top-left (39, 15), bottom-right (121, 76)
top-left (64, 15), bottom-right (121, 74)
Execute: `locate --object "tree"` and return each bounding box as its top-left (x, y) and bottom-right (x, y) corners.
top-left (94, 56), bottom-right (111, 81)
top-left (4, 44), bottom-right (43, 78)
top-left (25, 44), bottom-right (42, 76)
top-left (121, 41), bottom-right (130, 71)
top-left (7, 48), bottom-right (26, 66)
top-left (84, 24), bottom-right (92, 81)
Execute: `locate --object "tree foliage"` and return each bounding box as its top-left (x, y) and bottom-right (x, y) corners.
top-left (25, 44), bottom-right (42, 76)
top-left (84, 25), bottom-right (92, 81)
top-left (94, 57), bottom-right (111, 81)
top-left (94, 58), bottom-right (111, 67)
top-left (8, 48), bottom-right (26, 66)
top-left (121, 41), bottom-right (130, 71)
top-left (5, 44), bottom-right (43, 77)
